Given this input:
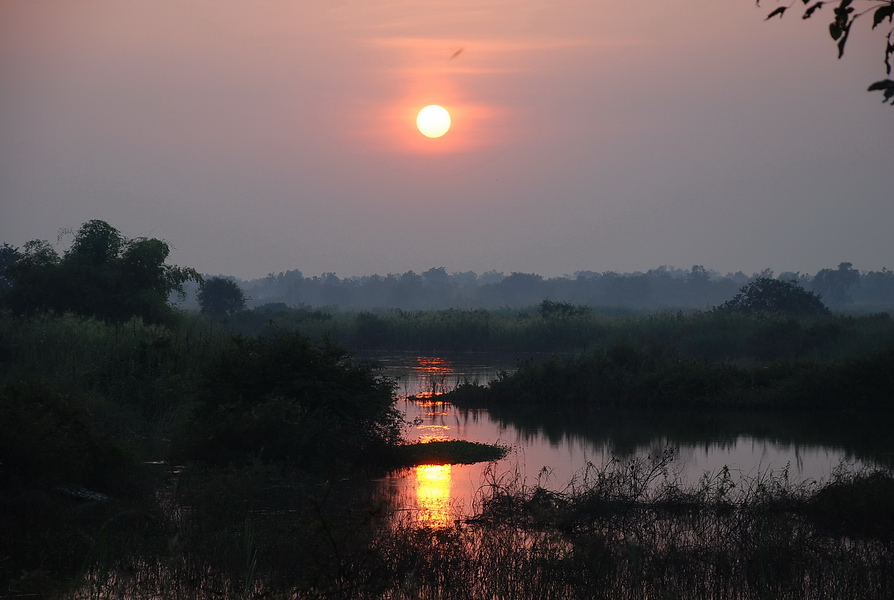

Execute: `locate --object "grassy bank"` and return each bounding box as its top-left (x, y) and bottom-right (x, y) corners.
top-left (444, 344), bottom-right (894, 411)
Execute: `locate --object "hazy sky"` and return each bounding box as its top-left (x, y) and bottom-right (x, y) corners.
top-left (2, 0), bottom-right (891, 280)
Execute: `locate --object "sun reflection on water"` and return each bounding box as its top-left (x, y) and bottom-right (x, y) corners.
top-left (415, 464), bottom-right (453, 528)
top-left (412, 356), bottom-right (454, 398)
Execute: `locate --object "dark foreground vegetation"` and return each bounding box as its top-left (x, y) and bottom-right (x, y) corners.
top-left (2, 221), bottom-right (893, 598)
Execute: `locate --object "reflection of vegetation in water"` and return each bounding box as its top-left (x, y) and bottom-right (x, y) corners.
top-left (474, 405), bottom-right (894, 469)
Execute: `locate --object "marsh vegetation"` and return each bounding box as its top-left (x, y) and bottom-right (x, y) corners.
top-left (2, 305), bottom-right (893, 598)
top-left (2, 228), bottom-right (893, 598)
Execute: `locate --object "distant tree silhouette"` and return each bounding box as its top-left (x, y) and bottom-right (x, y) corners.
top-left (812, 262), bottom-right (861, 307)
top-left (237, 264), bottom-right (894, 312)
top-left (716, 277), bottom-right (830, 315)
top-left (198, 276), bottom-right (247, 317)
top-left (760, 0), bottom-right (894, 103)
top-left (539, 299), bottom-right (591, 318)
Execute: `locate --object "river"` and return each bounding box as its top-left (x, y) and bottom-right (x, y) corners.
top-left (373, 353), bottom-right (889, 528)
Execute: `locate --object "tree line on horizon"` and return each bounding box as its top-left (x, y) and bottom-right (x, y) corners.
top-left (3, 222), bottom-right (893, 316)
top-left (207, 262), bottom-right (894, 312)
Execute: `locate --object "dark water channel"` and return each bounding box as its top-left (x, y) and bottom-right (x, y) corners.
top-left (374, 353), bottom-right (892, 528)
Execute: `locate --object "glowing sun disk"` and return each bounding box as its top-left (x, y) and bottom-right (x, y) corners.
top-left (416, 105), bottom-right (451, 138)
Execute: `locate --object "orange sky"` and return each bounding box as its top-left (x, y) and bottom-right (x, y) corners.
top-left (1, 0), bottom-right (891, 278)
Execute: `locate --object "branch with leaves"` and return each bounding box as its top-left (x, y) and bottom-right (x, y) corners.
top-left (760, 0), bottom-right (894, 103)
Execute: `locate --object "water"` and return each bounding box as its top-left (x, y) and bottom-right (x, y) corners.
top-left (375, 353), bottom-right (886, 527)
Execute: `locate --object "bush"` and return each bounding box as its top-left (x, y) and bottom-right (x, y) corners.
top-left (0, 382), bottom-right (140, 493)
top-left (716, 278), bottom-right (829, 316)
top-left (175, 332), bottom-right (402, 471)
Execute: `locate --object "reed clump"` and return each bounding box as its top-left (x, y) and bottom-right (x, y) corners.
top-left (363, 456), bottom-right (894, 600)
top-left (447, 343), bottom-right (894, 411)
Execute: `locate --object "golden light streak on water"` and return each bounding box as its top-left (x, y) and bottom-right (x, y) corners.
top-left (414, 464), bottom-right (453, 528)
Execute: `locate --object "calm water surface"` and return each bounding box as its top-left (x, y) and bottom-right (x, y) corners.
top-left (374, 353), bottom-right (884, 527)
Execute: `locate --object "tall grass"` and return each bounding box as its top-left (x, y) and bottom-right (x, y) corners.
top-left (361, 459), bottom-right (894, 599)
top-left (64, 457), bottom-right (894, 599)
top-left (443, 340), bottom-right (894, 412)
top-left (0, 309), bottom-right (394, 597)
top-left (224, 305), bottom-right (894, 361)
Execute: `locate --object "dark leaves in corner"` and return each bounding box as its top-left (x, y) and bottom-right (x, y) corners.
top-left (766, 6), bottom-right (788, 19)
top-left (873, 4), bottom-right (894, 29)
top-left (803, 2), bottom-right (825, 19)
top-left (867, 79), bottom-right (894, 103)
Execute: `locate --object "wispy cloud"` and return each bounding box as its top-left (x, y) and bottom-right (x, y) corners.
top-left (368, 36), bottom-right (605, 53)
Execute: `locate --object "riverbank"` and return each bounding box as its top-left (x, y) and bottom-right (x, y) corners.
top-left (444, 343), bottom-right (894, 411)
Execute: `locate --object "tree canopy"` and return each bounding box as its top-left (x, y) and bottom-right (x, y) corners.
top-left (4, 220), bottom-right (201, 323)
top-left (0, 244), bottom-right (20, 290)
top-left (761, 0), bottom-right (894, 103)
top-left (715, 277), bottom-right (830, 315)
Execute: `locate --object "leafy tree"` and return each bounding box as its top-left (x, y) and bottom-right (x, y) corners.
top-left (4, 240), bottom-right (62, 315)
top-left (67, 219), bottom-right (124, 266)
top-left (5, 220), bottom-right (201, 323)
top-left (0, 244), bottom-right (21, 290)
top-left (197, 276), bottom-right (247, 317)
top-left (760, 0), bottom-right (894, 103)
top-left (715, 277), bottom-right (830, 315)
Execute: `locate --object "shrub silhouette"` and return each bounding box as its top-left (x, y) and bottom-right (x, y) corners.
top-left (176, 332), bottom-right (401, 471)
top-left (715, 278), bottom-right (829, 316)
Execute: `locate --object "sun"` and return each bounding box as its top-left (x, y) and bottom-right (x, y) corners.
top-left (416, 105), bottom-right (451, 138)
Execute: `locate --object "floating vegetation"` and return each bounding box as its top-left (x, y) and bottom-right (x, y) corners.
top-left (392, 440), bottom-right (509, 467)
